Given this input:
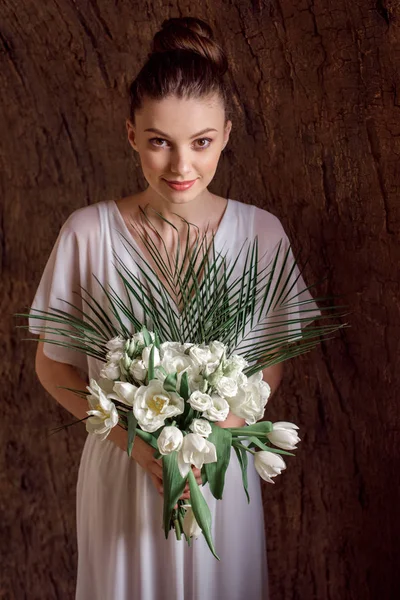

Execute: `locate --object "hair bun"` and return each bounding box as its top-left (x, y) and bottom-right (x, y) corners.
top-left (151, 17), bottom-right (228, 76)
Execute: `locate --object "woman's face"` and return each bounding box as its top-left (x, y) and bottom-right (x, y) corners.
top-left (126, 94), bottom-right (232, 206)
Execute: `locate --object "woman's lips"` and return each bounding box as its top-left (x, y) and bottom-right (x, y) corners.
top-left (163, 179), bottom-right (197, 191)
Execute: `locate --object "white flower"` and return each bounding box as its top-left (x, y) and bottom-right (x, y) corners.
top-left (99, 361), bottom-right (120, 380)
top-left (160, 341), bottom-right (184, 355)
top-left (133, 380), bottom-right (184, 433)
top-left (209, 340), bottom-right (226, 359)
top-left (254, 451), bottom-right (286, 484)
top-left (203, 360), bottom-right (222, 378)
top-left (176, 364), bottom-right (203, 392)
top-left (106, 349), bottom-right (124, 363)
top-left (228, 375), bottom-right (270, 425)
top-left (267, 422), bottom-right (300, 450)
top-left (188, 344), bottom-right (214, 367)
top-left (189, 341), bottom-right (225, 369)
top-left (177, 433), bottom-right (217, 478)
top-left (109, 381), bottom-right (138, 407)
top-left (105, 335), bottom-right (126, 351)
top-left (215, 376), bottom-right (238, 399)
top-left (182, 506), bottom-right (202, 539)
top-left (188, 390), bottom-right (213, 412)
top-left (189, 418), bottom-right (212, 438)
top-left (157, 426), bottom-right (184, 455)
top-left (142, 344), bottom-right (161, 368)
top-left (86, 378), bottom-right (119, 440)
top-left (97, 377), bottom-right (115, 394)
top-left (203, 394), bottom-right (230, 422)
top-left (260, 380), bottom-right (271, 402)
top-left (161, 344), bottom-right (194, 375)
top-left (129, 358), bottom-right (147, 382)
top-left (223, 353), bottom-right (248, 377)
top-left (131, 331), bottom-right (145, 346)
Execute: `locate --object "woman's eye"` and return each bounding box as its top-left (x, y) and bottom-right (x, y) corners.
top-left (194, 138), bottom-right (212, 149)
top-left (150, 138), bottom-right (167, 147)
top-left (149, 137), bottom-right (212, 149)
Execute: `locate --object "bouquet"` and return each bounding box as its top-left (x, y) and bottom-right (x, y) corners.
top-left (16, 208), bottom-right (347, 559)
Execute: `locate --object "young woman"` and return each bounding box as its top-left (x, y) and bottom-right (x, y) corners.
top-left (29, 17), bottom-right (321, 600)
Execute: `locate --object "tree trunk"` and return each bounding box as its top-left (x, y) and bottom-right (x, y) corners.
top-left (1, 1), bottom-right (399, 599)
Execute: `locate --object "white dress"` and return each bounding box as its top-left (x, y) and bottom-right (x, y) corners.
top-left (29, 198), bottom-right (321, 600)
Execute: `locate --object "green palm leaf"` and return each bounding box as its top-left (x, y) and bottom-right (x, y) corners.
top-left (17, 212), bottom-right (346, 368)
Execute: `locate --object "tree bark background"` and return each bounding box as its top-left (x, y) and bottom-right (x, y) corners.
top-left (1, 1), bottom-right (399, 599)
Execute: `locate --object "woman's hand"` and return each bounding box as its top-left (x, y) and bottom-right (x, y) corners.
top-left (216, 411), bottom-right (246, 429)
top-left (125, 433), bottom-right (203, 504)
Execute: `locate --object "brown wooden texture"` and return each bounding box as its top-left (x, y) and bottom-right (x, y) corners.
top-left (1, 2), bottom-right (399, 599)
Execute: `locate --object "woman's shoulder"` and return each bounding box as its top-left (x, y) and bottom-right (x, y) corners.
top-left (58, 200), bottom-right (109, 239)
top-left (230, 198), bottom-right (288, 241)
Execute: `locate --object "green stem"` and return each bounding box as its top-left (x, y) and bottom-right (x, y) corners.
top-left (229, 429), bottom-right (269, 437)
top-left (232, 441), bottom-right (256, 455)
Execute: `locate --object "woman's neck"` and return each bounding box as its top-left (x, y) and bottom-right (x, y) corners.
top-left (134, 186), bottom-right (227, 235)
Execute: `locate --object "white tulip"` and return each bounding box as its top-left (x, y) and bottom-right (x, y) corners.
top-left (182, 506), bottom-right (202, 539)
top-left (254, 451), bottom-right (286, 484)
top-left (132, 380), bottom-right (184, 433)
top-left (129, 358), bottom-right (147, 382)
top-left (86, 379), bottom-right (119, 440)
top-left (177, 433), bottom-right (217, 478)
top-left (189, 418), bottom-right (212, 438)
top-left (267, 422), bottom-right (300, 450)
top-left (188, 390), bottom-right (213, 412)
top-left (157, 426), bottom-right (184, 455)
top-left (109, 381), bottom-right (138, 406)
top-left (203, 394), bottom-right (230, 422)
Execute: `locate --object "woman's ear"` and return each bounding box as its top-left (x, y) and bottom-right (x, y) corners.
top-left (126, 119), bottom-right (138, 151)
top-left (223, 120), bottom-right (232, 150)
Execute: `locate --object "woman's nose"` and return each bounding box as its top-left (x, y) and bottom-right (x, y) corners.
top-left (169, 148), bottom-right (192, 174)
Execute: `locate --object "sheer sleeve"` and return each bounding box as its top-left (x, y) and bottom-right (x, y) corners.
top-left (28, 216), bottom-right (89, 374)
top-left (254, 209), bottom-right (322, 346)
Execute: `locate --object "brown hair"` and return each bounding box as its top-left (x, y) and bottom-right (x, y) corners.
top-left (128, 17), bottom-right (233, 123)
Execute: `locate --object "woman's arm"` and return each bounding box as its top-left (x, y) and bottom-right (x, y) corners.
top-left (34, 335), bottom-right (129, 452)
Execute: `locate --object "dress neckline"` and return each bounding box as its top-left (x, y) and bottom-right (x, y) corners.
top-left (108, 196), bottom-right (232, 253)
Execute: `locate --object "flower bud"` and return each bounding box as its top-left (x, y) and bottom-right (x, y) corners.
top-left (267, 422), bottom-right (300, 450)
top-left (254, 451), bottom-right (286, 484)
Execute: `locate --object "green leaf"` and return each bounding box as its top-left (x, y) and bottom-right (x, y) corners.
top-left (127, 411), bottom-right (138, 457)
top-left (248, 436), bottom-right (295, 456)
top-left (179, 371), bottom-right (190, 400)
top-left (204, 424), bottom-right (232, 500)
top-left (163, 372), bottom-right (178, 392)
top-left (142, 326), bottom-right (152, 347)
top-left (187, 469), bottom-right (220, 560)
top-left (229, 421), bottom-right (273, 436)
top-left (233, 445), bottom-right (250, 503)
top-left (162, 453), bottom-right (188, 539)
top-left (148, 344), bottom-right (155, 381)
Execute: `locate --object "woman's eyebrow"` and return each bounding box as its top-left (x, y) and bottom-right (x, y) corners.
top-left (144, 127), bottom-right (218, 138)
